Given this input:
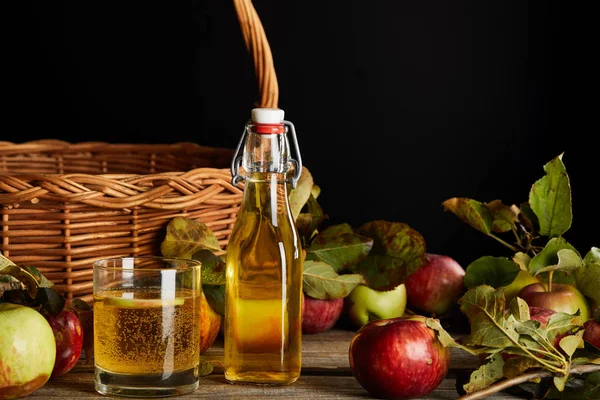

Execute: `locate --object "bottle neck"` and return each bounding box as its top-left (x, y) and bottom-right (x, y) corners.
top-left (242, 124), bottom-right (290, 175)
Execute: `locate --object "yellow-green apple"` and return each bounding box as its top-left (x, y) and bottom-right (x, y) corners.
top-left (302, 293), bottom-right (344, 334)
top-left (0, 303), bottom-right (56, 399)
top-left (349, 315), bottom-right (450, 399)
top-left (200, 292), bottom-right (221, 354)
top-left (502, 270), bottom-right (540, 304)
top-left (404, 253), bottom-right (465, 315)
top-left (43, 309), bottom-right (83, 378)
top-left (345, 284), bottom-right (406, 328)
top-left (518, 283), bottom-right (590, 322)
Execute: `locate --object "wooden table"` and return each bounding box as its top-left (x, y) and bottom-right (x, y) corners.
top-left (31, 329), bottom-right (521, 399)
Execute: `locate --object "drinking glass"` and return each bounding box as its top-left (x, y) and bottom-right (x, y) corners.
top-left (93, 256), bottom-right (202, 397)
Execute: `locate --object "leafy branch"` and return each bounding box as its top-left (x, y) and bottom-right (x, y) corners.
top-left (458, 364), bottom-right (600, 400)
top-left (428, 285), bottom-right (597, 397)
top-left (442, 153), bottom-right (599, 307)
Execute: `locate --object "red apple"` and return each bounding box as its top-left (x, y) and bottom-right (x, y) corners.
top-left (302, 293), bottom-right (344, 334)
top-left (518, 283), bottom-right (590, 322)
top-left (44, 309), bottom-right (84, 378)
top-left (349, 315), bottom-right (450, 399)
top-left (529, 306), bottom-right (556, 328)
top-left (404, 253), bottom-right (465, 315)
top-left (200, 292), bottom-right (222, 354)
top-left (583, 319), bottom-right (600, 349)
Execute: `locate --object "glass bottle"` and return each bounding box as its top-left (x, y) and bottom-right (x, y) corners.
top-left (224, 108), bottom-right (303, 385)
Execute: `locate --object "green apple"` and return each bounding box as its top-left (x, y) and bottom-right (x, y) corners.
top-left (501, 270), bottom-right (540, 304)
top-left (345, 284), bottom-right (407, 328)
top-left (518, 283), bottom-right (591, 322)
top-left (0, 303), bottom-right (56, 399)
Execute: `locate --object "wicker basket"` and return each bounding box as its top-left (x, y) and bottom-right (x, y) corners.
top-left (0, 0), bottom-right (279, 304)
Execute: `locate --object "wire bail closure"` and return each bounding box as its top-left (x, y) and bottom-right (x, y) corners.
top-left (231, 120), bottom-right (303, 188)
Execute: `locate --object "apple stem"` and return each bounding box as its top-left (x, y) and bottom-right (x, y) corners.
top-left (548, 271), bottom-right (553, 292)
top-left (488, 233), bottom-right (519, 253)
top-left (457, 364), bottom-right (600, 400)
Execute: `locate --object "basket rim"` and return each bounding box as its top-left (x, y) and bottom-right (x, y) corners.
top-left (0, 140), bottom-right (234, 156)
top-left (0, 167), bottom-right (243, 209)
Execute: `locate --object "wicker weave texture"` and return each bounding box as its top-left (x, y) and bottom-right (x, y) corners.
top-left (0, 141), bottom-right (241, 303)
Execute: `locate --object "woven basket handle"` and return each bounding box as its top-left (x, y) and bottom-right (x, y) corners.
top-left (233, 0), bottom-right (279, 108)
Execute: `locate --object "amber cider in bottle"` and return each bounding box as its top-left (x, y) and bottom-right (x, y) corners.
top-left (224, 108), bottom-right (303, 385)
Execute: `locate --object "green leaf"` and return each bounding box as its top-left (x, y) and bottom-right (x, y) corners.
top-left (513, 252), bottom-right (531, 271)
top-left (296, 195), bottom-right (326, 241)
top-left (35, 287), bottom-right (66, 317)
top-left (574, 264), bottom-right (600, 305)
top-left (543, 312), bottom-right (584, 345)
top-left (0, 253), bottom-right (40, 298)
top-left (513, 311), bottom-right (581, 351)
top-left (519, 202), bottom-right (540, 233)
top-left (574, 247), bottom-right (600, 305)
top-left (529, 153), bottom-right (572, 238)
top-left (463, 256), bottom-right (520, 289)
top-left (306, 232), bottom-right (373, 272)
top-left (538, 271), bottom-right (577, 286)
top-left (503, 356), bottom-right (541, 379)
top-left (554, 376), bottom-right (567, 392)
top-left (351, 221), bottom-right (427, 291)
top-left (22, 266), bottom-right (53, 288)
top-left (289, 167), bottom-right (314, 220)
top-left (559, 335), bottom-right (584, 358)
top-left (192, 249), bottom-right (226, 285)
top-left (459, 285), bottom-right (520, 348)
top-left (202, 284), bottom-right (225, 316)
top-left (161, 217), bottom-right (221, 259)
top-left (72, 298), bottom-right (93, 312)
top-left (584, 247), bottom-right (600, 264)
top-left (442, 198), bottom-right (493, 235)
top-left (303, 261), bottom-right (364, 300)
top-left (534, 248), bottom-right (583, 276)
top-left (425, 318), bottom-right (487, 355)
top-left (319, 223), bottom-right (354, 237)
top-left (529, 237), bottom-right (579, 275)
top-left (463, 353), bottom-right (505, 394)
top-left (509, 297), bottom-right (530, 321)
top-left (485, 200), bottom-right (519, 233)
top-left (311, 184), bottom-right (321, 199)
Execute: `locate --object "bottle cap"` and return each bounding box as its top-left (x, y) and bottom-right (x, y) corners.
top-left (251, 108), bottom-right (285, 124)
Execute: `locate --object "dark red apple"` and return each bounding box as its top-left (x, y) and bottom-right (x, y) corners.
top-left (404, 253), bottom-right (465, 315)
top-left (583, 319), bottom-right (600, 349)
top-left (302, 293), bottom-right (344, 334)
top-left (44, 309), bottom-right (84, 378)
top-left (349, 315), bottom-right (450, 399)
top-left (529, 306), bottom-right (556, 328)
top-left (518, 283), bottom-right (590, 322)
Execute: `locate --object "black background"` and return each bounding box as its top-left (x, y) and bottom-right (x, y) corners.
top-left (3, 1), bottom-right (597, 268)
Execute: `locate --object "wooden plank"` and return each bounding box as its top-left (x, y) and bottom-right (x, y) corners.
top-left (203, 328), bottom-right (481, 372)
top-left (29, 329), bottom-right (521, 399)
top-left (29, 372), bottom-right (521, 399)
